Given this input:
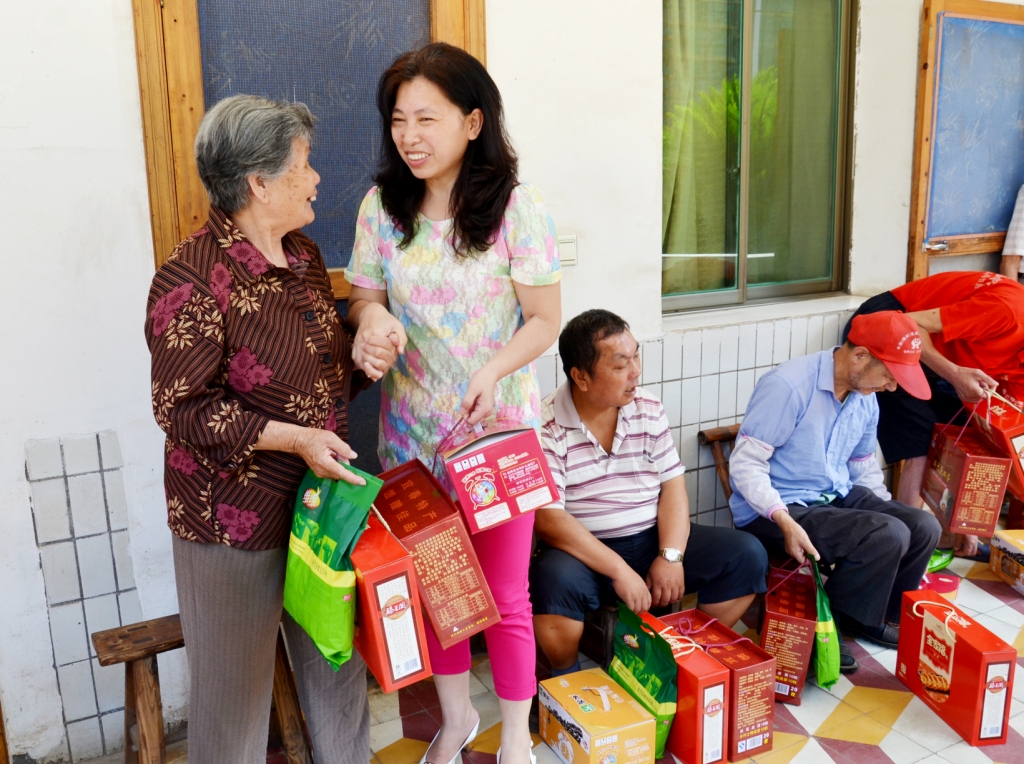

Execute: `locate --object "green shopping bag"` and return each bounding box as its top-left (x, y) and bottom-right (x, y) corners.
top-left (283, 467), bottom-right (383, 670)
top-left (811, 559), bottom-right (841, 690)
top-left (608, 603), bottom-right (677, 758)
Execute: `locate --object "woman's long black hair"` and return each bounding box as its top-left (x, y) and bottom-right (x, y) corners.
top-left (374, 42), bottom-right (518, 257)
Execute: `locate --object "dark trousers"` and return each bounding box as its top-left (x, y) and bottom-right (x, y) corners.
top-left (741, 486), bottom-right (941, 626)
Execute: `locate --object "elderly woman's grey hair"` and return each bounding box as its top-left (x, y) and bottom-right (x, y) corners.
top-left (194, 94), bottom-right (315, 214)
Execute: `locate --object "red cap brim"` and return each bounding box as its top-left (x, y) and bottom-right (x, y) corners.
top-left (884, 360), bottom-right (932, 400)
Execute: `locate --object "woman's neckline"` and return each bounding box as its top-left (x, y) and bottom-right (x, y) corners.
top-left (417, 211), bottom-right (453, 225)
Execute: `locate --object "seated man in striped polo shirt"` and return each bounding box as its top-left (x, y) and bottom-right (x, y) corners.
top-left (530, 309), bottom-right (769, 677)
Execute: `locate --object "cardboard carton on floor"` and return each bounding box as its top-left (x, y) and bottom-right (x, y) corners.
top-left (990, 530), bottom-right (1024, 597)
top-left (442, 420), bottom-right (556, 534)
top-left (375, 460), bottom-right (500, 649)
top-left (969, 396), bottom-right (1024, 498)
top-left (897, 590), bottom-right (1015, 746)
top-left (921, 424), bottom-right (1011, 538)
top-left (760, 566), bottom-right (816, 705)
top-left (638, 612), bottom-right (728, 764)
top-left (351, 514), bottom-right (432, 693)
top-left (538, 668), bottom-right (656, 764)
top-left (659, 610), bottom-right (775, 762)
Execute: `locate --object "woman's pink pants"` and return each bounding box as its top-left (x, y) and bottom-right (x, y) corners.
top-left (423, 511), bottom-right (536, 701)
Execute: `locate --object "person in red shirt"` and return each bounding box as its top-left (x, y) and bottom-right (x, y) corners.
top-left (843, 271), bottom-right (1024, 558)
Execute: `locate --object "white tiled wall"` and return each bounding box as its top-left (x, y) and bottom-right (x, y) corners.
top-left (26, 431), bottom-right (134, 761)
top-left (536, 308), bottom-right (861, 528)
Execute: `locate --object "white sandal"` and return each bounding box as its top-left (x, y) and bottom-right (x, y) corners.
top-left (419, 717), bottom-right (480, 764)
top-left (496, 745), bottom-right (537, 764)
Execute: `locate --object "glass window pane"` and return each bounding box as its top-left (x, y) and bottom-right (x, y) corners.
top-left (747, 0), bottom-right (840, 287)
top-left (662, 0), bottom-right (743, 297)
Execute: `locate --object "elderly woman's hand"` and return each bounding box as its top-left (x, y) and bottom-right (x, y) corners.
top-left (352, 303), bottom-right (407, 381)
top-left (255, 422), bottom-right (366, 485)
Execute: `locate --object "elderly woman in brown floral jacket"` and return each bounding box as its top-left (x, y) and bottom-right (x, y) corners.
top-left (145, 94), bottom-right (396, 764)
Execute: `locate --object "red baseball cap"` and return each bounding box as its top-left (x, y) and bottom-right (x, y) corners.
top-left (848, 311), bottom-right (932, 400)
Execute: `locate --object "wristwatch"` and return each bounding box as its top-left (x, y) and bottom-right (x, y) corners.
top-left (659, 547), bottom-right (683, 563)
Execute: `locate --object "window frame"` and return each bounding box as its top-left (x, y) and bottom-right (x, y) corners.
top-left (662, 0), bottom-right (855, 313)
top-left (129, 0), bottom-right (485, 300)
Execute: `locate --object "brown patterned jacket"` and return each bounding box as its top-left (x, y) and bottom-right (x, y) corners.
top-left (145, 206), bottom-right (364, 550)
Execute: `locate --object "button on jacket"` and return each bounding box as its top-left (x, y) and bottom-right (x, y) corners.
top-left (145, 206), bottom-right (365, 550)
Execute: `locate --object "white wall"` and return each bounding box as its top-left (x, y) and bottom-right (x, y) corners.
top-left (0, 1), bottom-right (184, 760)
top-left (487, 0), bottom-right (664, 341)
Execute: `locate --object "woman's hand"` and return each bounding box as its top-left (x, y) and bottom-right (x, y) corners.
top-left (352, 302), bottom-right (406, 381)
top-left (255, 421), bottom-right (365, 485)
top-left (294, 428), bottom-right (366, 485)
top-left (459, 367), bottom-right (498, 426)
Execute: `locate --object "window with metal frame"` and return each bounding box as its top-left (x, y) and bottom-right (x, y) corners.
top-left (662, 0), bottom-right (851, 311)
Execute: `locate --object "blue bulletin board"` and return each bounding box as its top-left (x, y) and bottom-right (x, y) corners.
top-left (926, 13), bottom-right (1024, 240)
top-left (197, 0), bottom-right (431, 269)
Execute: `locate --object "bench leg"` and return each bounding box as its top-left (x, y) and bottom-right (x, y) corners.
top-left (132, 656), bottom-right (165, 764)
top-left (272, 629), bottom-right (313, 764)
top-left (123, 663), bottom-right (138, 764)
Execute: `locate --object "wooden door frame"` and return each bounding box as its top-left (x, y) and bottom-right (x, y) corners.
top-left (907, 0), bottom-right (1024, 280)
top-left (130, 0), bottom-right (486, 299)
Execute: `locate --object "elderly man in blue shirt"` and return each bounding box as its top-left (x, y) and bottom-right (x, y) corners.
top-left (729, 311), bottom-right (942, 672)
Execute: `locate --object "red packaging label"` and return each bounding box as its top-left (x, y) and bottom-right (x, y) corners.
top-left (444, 424), bottom-right (556, 534)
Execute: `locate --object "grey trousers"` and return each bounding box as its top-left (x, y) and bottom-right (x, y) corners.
top-left (172, 536), bottom-right (371, 764)
top-left (740, 485), bottom-right (942, 626)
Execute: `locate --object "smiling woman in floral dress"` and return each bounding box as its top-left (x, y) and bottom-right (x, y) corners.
top-left (146, 94), bottom-right (394, 764)
top-left (345, 43), bottom-right (561, 764)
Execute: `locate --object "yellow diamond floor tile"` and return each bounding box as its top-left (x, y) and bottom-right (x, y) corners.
top-left (366, 553), bottom-right (1024, 764)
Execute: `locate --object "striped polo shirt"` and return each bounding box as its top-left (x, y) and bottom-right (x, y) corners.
top-left (540, 382), bottom-right (685, 539)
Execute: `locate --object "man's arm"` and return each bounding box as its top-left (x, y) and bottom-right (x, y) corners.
top-left (648, 475), bottom-right (688, 609)
top-left (905, 308), bottom-right (998, 401)
top-left (534, 508), bottom-right (652, 613)
top-left (1000, 256), bottom-right (1022, 279)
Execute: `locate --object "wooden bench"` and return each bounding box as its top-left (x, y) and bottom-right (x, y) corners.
top-left (92, 615), bottom-right (311, 764)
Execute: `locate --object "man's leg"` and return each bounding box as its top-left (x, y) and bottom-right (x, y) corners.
top-left (896, 456), bottom-right (928, 508)
top-left (529, 545), bottom-right (602, 674)
top-left (833, 486), bottom-right (942, 623)
top-left (682, 524), bottom-right (768, 629)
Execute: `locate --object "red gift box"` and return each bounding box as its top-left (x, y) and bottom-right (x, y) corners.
top-left (969, 396), bottom-right (1024, 498)
top-left (659, 610), bottom-right (775, 762)
top-left (760, 566), bottom-right (817, 705)
top-left (351, 514), bottom-right (432, 692)
top-left (897, 590), bottom-right (1015, 746)
top-left (376, 460), bottom-right (500, 649)
top-left (638, 612), bottom-right (729, 764)
top-left (921, 424), bottom-right (1011, 537)
top-left (442, 420), bottom-right (556, 534)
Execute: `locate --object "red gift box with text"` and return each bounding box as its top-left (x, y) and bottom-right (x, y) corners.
top-left (658, 610), bottom-right (775, 762)
top-left (969, 396), bottom-right (1024, 499)
top-left (921, 424), bottom-right (1010, 537)
top-left (639, 612), bottom-right (729, 764)
top-left (376, 461), bottom-right (500, 649)
top-left (351, 514), bottom-right (432, 692)
top-left (442, 421), bottom-right (556, 534)
top-left (760, 566), bottom-right (817, 705)
top-left (897, 590), bottom-right (1015, 746)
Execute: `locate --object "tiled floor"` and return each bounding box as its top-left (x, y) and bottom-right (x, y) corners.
top-left (370, 556), bottom-right (1024, 764)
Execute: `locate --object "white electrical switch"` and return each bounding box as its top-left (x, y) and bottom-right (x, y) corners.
top-left (558, 234), bottom-right (578, 266)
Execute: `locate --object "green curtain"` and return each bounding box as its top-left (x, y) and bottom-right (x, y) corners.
top-left (662, 0), bottom-right (736, 295)
top-left (662, 0), bottom-right (839, 295)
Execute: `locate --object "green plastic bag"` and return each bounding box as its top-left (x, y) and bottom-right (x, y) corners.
top-left (283, 467), bottom-right (383, 670)
top-left (608, 603), bottom-right (678, 758)
top-left (812, 559), bottom-right (841, 690)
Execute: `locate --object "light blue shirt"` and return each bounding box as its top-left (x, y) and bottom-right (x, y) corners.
top-left (729, 349), bottom-right (883, 528)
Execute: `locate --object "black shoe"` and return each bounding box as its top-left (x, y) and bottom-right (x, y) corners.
top-left (842, 617), bottom-right (899, 650)
top-left (967, 542), bottom-right (991, 564)
top-left (837, 623), bottom-right (859, 674)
